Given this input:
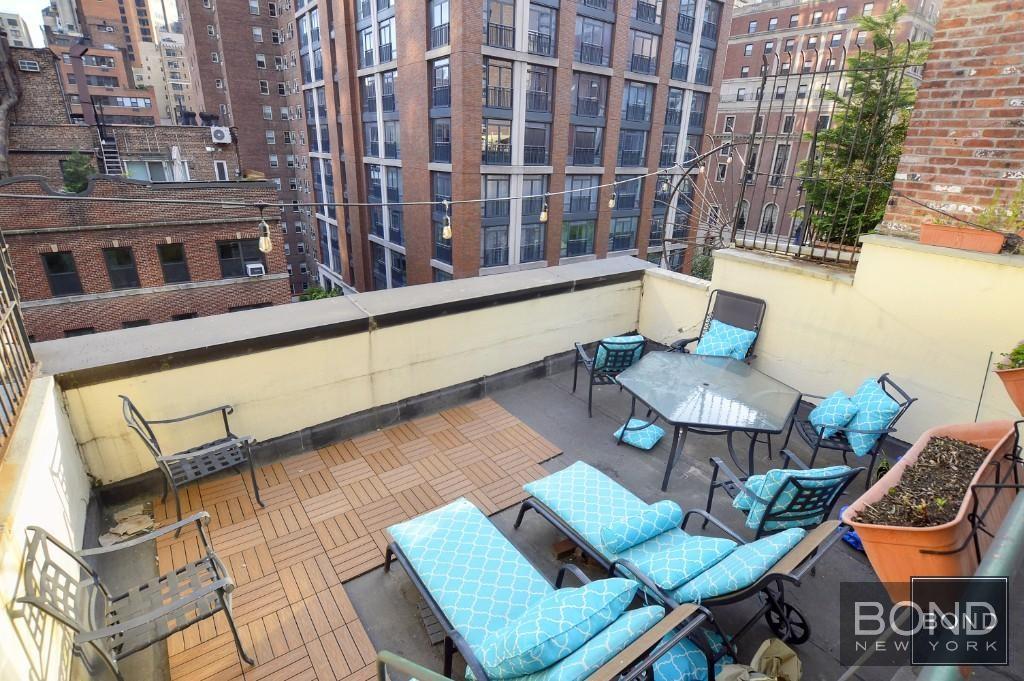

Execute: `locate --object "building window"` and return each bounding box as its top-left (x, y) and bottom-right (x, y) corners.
top-left (863, 2), bottom-right (874, 15)
top-left (575, 16), bottom-right (612, 66)
top-left (831, 32), bottom-right (843, 47)
top-left (430, 0), bottom-right (451, 48)
top-left (252, 26), bottom-right (263, 41)
top-left (789, 13), bottom-right (798, 26)
top-left (483, 57), bottom-right (513, 109)
top-left (764, 40), bottom-right (774, 54)
top-left (812, 10), bottom-right (822, 24)
top-left (743, 43), bottom-right (752, 57)
top-left (561, 220), bottom-right (595, 257)
top-left (122, 319), bottom-right (151, 328)
top-left (760, 203), bottom-right (779, 233)
top-left (256, 53), bottom-right (267, 69)
top-left (739, 65), bottom-right (749, 77)
top-left (485, 0), bottom-right (515, 49)
top-left (172, 312), bottom-right (198, 321)
top-left (104, 247), bottom-right (141, 289)
top-left (770, 143), bottom-right (790, 186)
top-left (64, 327), bottom-right (96, 337)
top-left (262, 105), bottom-right (273, 120)
top-left (609, 216), bottom-right (638, 252)
top-left (215, 79), bottom-right (224, 89)
top-left (480, 224), bottom-right (509, 267)
top-left (837, 6), bottom-right (848, 20)
top-left (41, 252), bottom-right (83, 296)
top-left (715, 162), bottom-right (727, 181)
top-left (747, 20), bottom-right (757, 33)
top-left (211, 52), bottom-right (220, 63)
top-left (564, 175), bottom-right (598, 213)
top-left (268, 1), bottom-right (277, 16)
top-left (528, 3), bottom-right (557, 56)
top-left (217, 239), bottom-right (263, 277)
top-left (214, 160), bottom-right (229, 180)
top-left (571, 71), bottom-right (607, 117)
top-left (768, 17), bottom-right (778, 30)
top-left (482, 119), bottom-right (512, 165)
top-left (259, 79), bottom-right (270, 94)
top-left (266, 130), bottom-right (276, 144)
top-left (782, 114), bottom-right (795, 133)
top-left (157, 243), bottom-right (190, 283)
top-left (248, 0), bottom-right (259, 13)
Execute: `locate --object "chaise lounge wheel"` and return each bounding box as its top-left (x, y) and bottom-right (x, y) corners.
top-left (765, 602), bottom-right (810, 644)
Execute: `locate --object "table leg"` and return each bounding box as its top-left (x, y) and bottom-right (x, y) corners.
top-left (616, 397), bottom-right (638, 446)
top-left (661, 426), bottom-right (688, 492)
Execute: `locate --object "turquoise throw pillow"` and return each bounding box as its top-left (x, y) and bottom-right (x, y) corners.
top-left (693, 320), bottom-right (757, 360)
top-left (601, 500), bottom-right (683, 554)
top-left (478, 578), bottom-right (638, 679)
top-left (846, 379), bottom-right (901, 457)
top-left (809, 390), bottom-right (859, 439)
top-left (594, 335), bottom-right (644, 371)
top-left (613, 419), bottom-right (665, 450)
top-left (734, 466), bottom-right (852, 531)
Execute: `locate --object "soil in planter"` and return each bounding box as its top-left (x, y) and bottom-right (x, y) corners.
top-left (854, 436), bottom-right (990, 528)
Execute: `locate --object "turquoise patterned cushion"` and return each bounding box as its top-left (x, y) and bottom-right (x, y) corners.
top-left (652, 630), bottom-right (732, 681)
top-left (601, 501), bottom-right (683, 554)
top-left (734, 466), bottom-right (852, 531)
top-left (613, 419), bottom-right (665, 451)
top-left (808, 390), bottom-right (859, 439)
top-left (694, 320), bottom-right (757, 360)
top-left (672, 528), bottom-right (806, 602)
top-left (479, 579), bottom-right (638, 679)
top-left (510, 606), bottom-right (664, 681)
top-left (388, 499), bottom-right (553, 653)
top-left (593, 335), bottom-right (645, 372)
top-left (846, 379), bottom-right (901, 457)
top-left (615, 531), bottom-right (736, 592)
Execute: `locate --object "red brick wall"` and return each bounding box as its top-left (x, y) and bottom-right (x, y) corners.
top-left (883, 0), bottom-right (1024, 233)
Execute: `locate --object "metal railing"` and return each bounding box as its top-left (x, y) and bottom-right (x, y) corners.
top-left (362, 96), bottom-right (375, 112)
top-left (623, 103), bottom-right (650, 122)
top-left (609, 231), bottom-right (637, 251)
top-left (566, 196), bottom-right (594, 213)
top-left (0, 227), bottom-right (34, 460)
top-left (386, 187), bottom-right (401, 202)
top-left (381, 93), bottom-right (396, 112)
top-left (430, 23), bottom-right (450, 48)
top-left (665, 109), bottom-right (682, 126)
top-left (482, 199), bottom-right (511, 218)
top-left (671, 62), bottom-right (688, 80)
top-left (570, 147), bottom-right (598, 165)
top-left (379, 43), bottom-right (394, 63)
top-left (527, 31), bottom-right (555, 56)
top-left (522, 196), bottom-right (545, 217)
top-left (432, 85), bottom-right (450, 107)
top-left (635, 0), bottom-right (658, 23)
top-left (485, 86), bottom-right (512, 109)
top-left (616, 191), bottom-right (639, 210)
top-left (582, 0), bottom-right (609, 8)
top-left (482, 143), bottom-right (512, 165)
top-left (433, 142), bottom-right (451, 163)
top-left (618, 149), bottom-right (644, 166)
top-left (433, 238), bottom-right (452, 264)
top-left (659, 149), bottom-right (676, 167)
top-left (575, 97), bottom-right (601, 117)
top-left (376, 0), bottom-right (392, 10)
top-left (486, 23), bottom-right (515, 49)
top-left (356, 0), bottom-right (370, 19)
top-left (526, 89), bottom-right (551, 113)
top-left (577, 43), bottom-right (605, 66)
top-left (702, 20), bottom-right (718, 40)
top-left (383, 141), bottom-right (399, 158)
top-left (524, 145), bottom-right (549, 165)
top-left (361, 49), bottom-right (374, 68)
top-left (388, 212), bottom-right (403, 244)
top-left (630, 54), bottom-right (656, 74)
top-left (694, 66), bottom-right (711, 84)
top-left (677, 14), bottom-right (695, 34)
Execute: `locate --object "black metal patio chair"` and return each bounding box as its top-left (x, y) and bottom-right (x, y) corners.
top-left (15, 512), bottom-right (254, 680)
top-left (703, 450), bottom-right (863, 538)
top-left (668, 289), bottom-right (767, 362)
top-left (120, 395), bottom-right (264, 529)
top-left (572, 335), bottom-right (647, 417)
top-left (778, 374), bottom-right (917, 489)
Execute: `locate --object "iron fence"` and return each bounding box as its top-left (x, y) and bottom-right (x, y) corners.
top-left (718, 43), bottom-right (924, 267)
top-left (0, 229), bottom-right (34, 459)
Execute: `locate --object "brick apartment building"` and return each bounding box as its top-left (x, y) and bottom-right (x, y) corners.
top-left (180, 0), bottom-right (733, 290)
top-left (0, 43), bottom-right (291, 340)
top-left (710, 0), bottom-right (939, 242)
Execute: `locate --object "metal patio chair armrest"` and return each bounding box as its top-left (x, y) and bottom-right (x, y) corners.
top-left (146, 404), bottom-right (234, 424)
top-left (681, 509), bottom-right (746, 544)
top-left (555, 564), bottom-right (592, 588)
top-left (156, 437), bottom-right (253, 464)
top-left (574, 342), bottom-right (593, 367)
top-left (78, 513), bottom-right (211, 557)
top-left (779, 449), bottom-right (810, 470)
top-left (668, 336), bottom-right (699, 353)
top-left (709, 457), bottom-right (771, 505)
top-left (608, 559), bottom-right (676, 606)
top-left (74, 577), bottom-right (232, 644)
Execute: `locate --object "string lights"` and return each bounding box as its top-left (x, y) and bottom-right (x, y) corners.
top-left (441, 199), bottom-right (452, 240)
top-left (256, 202), bottom-right (273, 254)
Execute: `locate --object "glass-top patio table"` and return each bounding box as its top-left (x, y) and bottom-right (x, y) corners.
top-left (615, 351), bottom-right (802, 491)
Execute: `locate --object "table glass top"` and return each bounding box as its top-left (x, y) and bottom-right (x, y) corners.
top-left (616, 352), bottom-right (801, 432)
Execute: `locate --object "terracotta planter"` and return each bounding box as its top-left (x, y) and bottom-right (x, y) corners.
top-left (842, 420), bottom-right (1018, 602)
top-left (995, 367), bottom-right (1024, 416)
top-left (919, 222), bottom-right (1006, 254)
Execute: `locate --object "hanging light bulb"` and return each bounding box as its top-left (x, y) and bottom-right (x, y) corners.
top-left (726, 154), bottom-right (734, 164)
top-left (697, 164), bottom-right (705, 174)
top-left (608, 192), bottom-right (617, 209)
top-left (441, 199), bottom-right (452, 240)
top-left (539, 200), bottom-right (549, 223)
top-left (256, 203), bottom-right (273, 253)
top-left (660, 177), bottom-right (671, 193)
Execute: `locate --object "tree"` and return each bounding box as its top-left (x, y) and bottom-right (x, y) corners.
top-left (799, 2), bottom-right (929, 244)
top-left (299, 285), bottom-right (340, 301)
top-left (62, 151), bottom-right (95, 193)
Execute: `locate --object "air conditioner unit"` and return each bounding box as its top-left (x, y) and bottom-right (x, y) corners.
top-left (210, 126), bottom-right (231, 143)
top-left (246, 262), bottom-right (267, 276)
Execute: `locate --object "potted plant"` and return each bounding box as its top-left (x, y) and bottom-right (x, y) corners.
top-left (842, 420), bottom-right (1018, 602)
top-left (995, 340), bottom-right (1024, 415)
top-left (919, 182), bottom-right (1024, 254)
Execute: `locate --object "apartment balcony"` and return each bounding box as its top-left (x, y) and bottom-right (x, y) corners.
top-left (432, 141), bottom-right (451, 163)
top-left (377, 0), bottom-right (392, 9)
top-left (480, 241), bottom-right (509, 267)
top-left (383, 141), bottom-right (400, 159)
top-left (379, 42), bottom-right (394, 64)
top-left (615, 191), bottom-right (639, 210)
top-left (433, 237), bottom-right (452, 264)
top-left (635, 0), bottom-right (658, 23)
top-left (677, 13), bottom-right (695, 34)
top-left (482, 198), bottom-right (511, 218)
top-left (386, 186), bottom-right (401, 203)
top-left (361, 48), bottom-right (374, 68)
top-left (482, 143), bottom-right (512, 165)
top-left (370, 216), bottom-right (385, 236)
top-left (630, 54), bottom-right (657, 75)
top-left (432, 85), bottom-right (451, 108)
top-left (581, 0), bottom-right (610, 9)
top-left (565, 195), bottom-right (594, 213)
top-left (523, 145), bottom-right (549, 165)
top-left (665, 109), bottom-right (683, 126)
top-left (577, 42), bottom-right (605, 66)
top-left (527, 31), bottom-right (555, 57)
top-left (357, 0), bottom-right (370, 19)
top-left (609, 231), bottom-right (637, 252)
top-left (486, 23), bottom-right (515, 49)
top-left (702, 20), bottom-right (719, 40)
top-left (695, 66), bottom-right (711, 85)
top-left (617, 149), bottom-right (644, 167)
top-left (623, 103), bottom-right (650, 122)
top-left (362, 96), bottom-right (376, 113)
top-left (526, 89), bottom-right (551, 113)
top-left (381, 93), bottom-right (396, 112)
top-left (484, 86), bottom-right (513, 110)
top-left (671, 62), bottom-right (688, 81)
top-left (430, 23), bottom-right (450, 49)
top-left (659, 148), bottom-right (676, 167)
top-left (570, 146), bottom-right (599, 165)
top-left (388, 211), bottom-right (403, 244)
top-left (575, 97), bottom-right (601, 117)
top-left (522, 195), bottom-right (545, 218)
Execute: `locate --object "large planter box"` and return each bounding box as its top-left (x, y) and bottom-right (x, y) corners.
top-left (842, 420), bottom-right (1018, 602)
top-left (995, 367), bottom-right (1024, 416)
top-left (919, 223), bottom-right (1005, 254)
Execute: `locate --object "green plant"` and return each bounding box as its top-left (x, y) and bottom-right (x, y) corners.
top-left (996, 340), bottom-right (1024, 370)
top-left (975, 182), bottom-right (1024, 234)
top-left (690, 252), bottom-right (714, 281)
top-left (299, 285), bottom-right (340, 301)
top-left (61, 150), bottom-right (94, 193)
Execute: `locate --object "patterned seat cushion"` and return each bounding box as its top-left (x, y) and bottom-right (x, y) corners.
top-left (601, 500), bottom-right (683, 553)
top-left (733, 466), bottom-right (852, 531)
top-left (613, 420), bottom-right (666, 451)
top-left (808, 391), bottom-right (859, 439)
top-left (693, 320), bottom-right (758, 360)
top-left (846, 379), bottom-right (901, 456)
top-left (671, 528), bottom-right (806, 603)
top-left (652, 629), bottom-right (732, 681)
top-left (388, 499), bottom-right (553, 654)
top-left (614, 530), bottom-right (736, 592)
top-left (593, 335), bottom-right (645, 372)
top-left (478, 578), bottom-right (638, 679)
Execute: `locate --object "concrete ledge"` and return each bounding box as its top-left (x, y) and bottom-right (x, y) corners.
top-left (642, 267), bottom-right (712, 291)
top-left (22, 274), bottom-right (290, 308)
top-left (714, 247), bottom-right (856, 285)
top-left (860, 233), bottom-right (1024, 268)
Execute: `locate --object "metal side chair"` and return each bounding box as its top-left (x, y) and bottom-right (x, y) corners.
top-left (572, 335), bottom-right (647, 417)
top-left (703, 451), bottom-right (863, 538)
top-left (120, 395), bottom-right (264, 529)
top-left (668, 289), bottom-right (767, 362)
top-left (15, 513), bottom-right (254, 681)
top-left (779, 374), bottom-right (917, 489)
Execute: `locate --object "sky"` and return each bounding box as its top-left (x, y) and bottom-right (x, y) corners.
top-left (0, 0), bottom-right (178, 48)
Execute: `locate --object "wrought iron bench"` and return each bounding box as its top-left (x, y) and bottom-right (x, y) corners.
top-left (16, 512), bottom-right (254, 680)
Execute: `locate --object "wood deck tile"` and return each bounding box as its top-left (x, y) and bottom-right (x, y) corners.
top-left (395, 435), bottom-right (441, 462)
top-left (382, 421), bottom-right (423, 446)
top-left (326, 534), bottom-right (383, 582)
top-left (154, 484), bottom-right (203, 526)
top-left (340, 476), bottom-right (389, 507)
top-left (301, 487), bottom-right (354, 524)
top-left (206, 493), bottom-right (257, 531)
top-left (410, 413), bottom-right (451, 434)
top-left (314, 510), bottom-right (368, 551)
top-left (362, 447), bottom-right (408, 475)
top-left (224, 544), bottom-right (277, 586)
top-left (440, 405), bottom-right (476, 427)
top-left (252, 481), bottom-right (300, 510)
top-left (426, 428), bottom-right (469, 451)
top-left (281, 451), bottom-right (327, 479)
top-left (354, 496), bottom-right (407, 534)
top-left (377, 462), bottom-right (426, 493)
top-left (351, 430), bottom-right (392, 455)
top-left (257, 502), bottom-right (312, 543)
top-left (427, 469), bottom-right (475, 502)
top-left (266, 525), bottom-right (325, 569)
top-left (199, 474), bottom-right (251, 507)
top-left (393, 483), bottom-right (444, 518)
top-left (168, 632), bottom-right (244, 681)
top-left (243, 647), bottom-right (316, 681)
top-left (411, 452), bottom-right (455, 480)
top-left (278, 553), bottom-right (340, 604)
top-left (461, 458), bottom-right (505, 488)
top-left (211, 517), bottom-right (266, 558)
top-left (445, 442), bottom-right (488, 468)
top-left (455, 417), bottom-right (497, 441)
top-left (318, 441), bottom-right (362, 468)
top-left (291, 469), bottom-right (339, 501)
top-left (253, 462), bottom-right (290, 489)
top-left (330, 458), bottom-right (376, 487)
top-left (233, 574), bottom-right (291, 626)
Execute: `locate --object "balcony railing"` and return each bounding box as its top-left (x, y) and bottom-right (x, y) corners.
top-left (689, 112), bottom-right (705, 128)
top-left (433, 141), bottom-right (451, 163)
top-left (582, 0), bottom-right (609, 9)
top-left (636, 1), bottom-right (658, 23)
top-left (609, 231), bottom-right (637, 251)
top-left (563, 235), bottom-right (593, 257)
top-left (695, 67), bottom-right (711, 84)
top-left (485, 86), bottom-right (512, 109)
top-left (577, 43), bottom-right (604, 66)
top-left (379, 43), bottom-right (394, 63)
top-left (526, 90), bottom-right (550, 113)
top-left (665, 109), bottom-right (682, 126)
top-left (671, 62), bottom-right (688, 80)
top-left (630, 54), bottom-right (656, 75)
top-left (702, 20), bottom-right (718, 40)
top-left (389, 212), bottom-right (403, 244)
top-left (361, 49), bottom-right (374, 68)
top-left (524, 145), bottom-right (549, 165)
top-left (570, 147), bottom-right (598, 165)
top-left (384, 141), bottom-right (399, 158)
top-left (430, 23), bottom-right (450, 48)
top-left (481, 243), bottom-right (509, 268)
top-left (623, 103), bottom-right (650, 122)
top-left (362, 96), bottom-right (376, 112)
top-left (616, 192), bottom-right (639, 210)
top-left (483, 143), bottom-right (512, 165)
top-left (486, 23), bottom-right (515, 49)
top-left (386, 187), bottom-right (401, 202)
top-left (381, 93), bottom-right (396, 112)
top-left (482, 199), bottom-right (511, 218)
top-left (566, 196), bottom-right (594, 213)
top-left (521, 196), bottom-right (544, 218)
top-left (618, 149), bottom-right (644, 167)
top-left (575, 97), bottom-right (601, 117)
top-left (377, 0), bottom-right (392, 10)
top-left (677, 14), bottom-right (695, 34)
top-left (433, 238), bottom-right (451, 264)
top-left (432, 85), bottom-right (450, 107)
top-left (527, 31), bottom-right (555, 56)
top-left (520, 240), bottom-right (544, 263)
top-left (365, 140), bottom-right (380, 157)
top-left (370, 218), bottom-right (385, 237)
top-left (659, 149), bottom-right (676, 166)
top-left (356, 0), bottom-right (370, 19)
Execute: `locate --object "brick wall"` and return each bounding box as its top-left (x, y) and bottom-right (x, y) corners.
top-left (6, 47), bottom-right (71, 125)
top-left (883, 0), bottom-right (1024, 233)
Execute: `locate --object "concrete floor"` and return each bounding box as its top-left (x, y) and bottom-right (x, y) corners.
top-left (349, 368), bottom-right (1024, 681)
